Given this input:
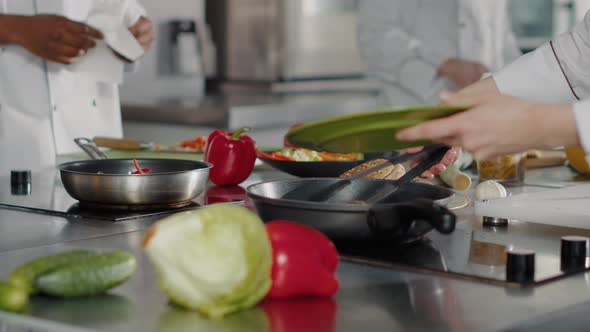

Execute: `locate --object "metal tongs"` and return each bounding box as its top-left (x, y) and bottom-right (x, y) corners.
top-left (281, 144), bottom-right (451, 204)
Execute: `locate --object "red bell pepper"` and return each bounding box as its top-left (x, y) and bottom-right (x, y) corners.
top-left (204, 185), bottom-right (246, 205)
top-left (204, 127), bottom-right (257, 186)
top-left (265, 221), bottom-right (339, 299)
top-left (262, 298), bottom-right (337, 332)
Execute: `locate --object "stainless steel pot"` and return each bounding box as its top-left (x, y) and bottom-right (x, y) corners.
top-left (59, 138), bottom-right (211, 206)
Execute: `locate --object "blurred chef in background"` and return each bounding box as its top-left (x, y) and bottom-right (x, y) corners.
top-left (358, 0), bottom-right (521, 107)
top-left (0, 1), bottom-right (154, 174)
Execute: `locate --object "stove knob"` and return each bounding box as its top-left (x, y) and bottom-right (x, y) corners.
top-left (10, 170), bottom-right (32, 196)
top-left (483, 216), bottom-right (508, 227)
top-left (561, 236), bottom-right (588, 272)
top-left (506, 249), bottom-right (535, 284)
top-left (10, 169), bottom-right (31, 185)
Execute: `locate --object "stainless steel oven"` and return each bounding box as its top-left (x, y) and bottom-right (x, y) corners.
top-left (207, 0), bottom-right (365, 82)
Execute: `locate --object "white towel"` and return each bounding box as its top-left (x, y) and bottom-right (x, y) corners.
top-left (67, 1), bottom-right (145, 84)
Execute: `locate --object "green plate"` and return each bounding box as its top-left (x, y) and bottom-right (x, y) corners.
top-left (286, 105), bottom-right (468, 153)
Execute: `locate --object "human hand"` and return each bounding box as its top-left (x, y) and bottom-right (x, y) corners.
top-left (129, 17), bottom-right (155, 52)
top-left (406, 146), bottom-right (461, 179)
top-left (438, 58), bottom-right (489, 89)
top-left (397, 91), bottom-right (579, 160)
top-left (113, 17), bottom-right (155, 62)
top-left (14, 15), bottom-right (103, 64)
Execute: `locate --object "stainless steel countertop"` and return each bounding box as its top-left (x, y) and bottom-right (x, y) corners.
top-left (2, 166), bottom-right (590, 332)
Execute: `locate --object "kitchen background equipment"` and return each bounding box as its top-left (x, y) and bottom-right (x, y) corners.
top-left (92, 137), bottom-right (204, 153)
top-left (257, 151), bottom-right (399, 178)
top-left (206, 0), bottom-right (365, 83)
top-left (247, 179), bottom-right (455, 241)
top-left (59, 139), bottom-right (211, 207)
top-left (286, 105), bottom-right (467, 153)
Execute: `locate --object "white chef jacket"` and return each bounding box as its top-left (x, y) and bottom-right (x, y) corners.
top-left (358, 0), bottom-right (521, 107)
top-left (493, 10), bottom-right (590, 161)
top-left (0, 0), bottom-right (145, 174)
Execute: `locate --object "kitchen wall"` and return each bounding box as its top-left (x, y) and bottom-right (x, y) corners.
top-left (120, 0), bottom-right (206, 105)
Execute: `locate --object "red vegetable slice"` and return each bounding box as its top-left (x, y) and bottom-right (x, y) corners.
top-left (132, 159), bottom-right (152, 174)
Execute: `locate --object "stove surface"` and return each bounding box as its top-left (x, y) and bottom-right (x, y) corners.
top-left (335, 222), bottom-right (590, 287)
top-left (0, 170), bottom-right (245, 221)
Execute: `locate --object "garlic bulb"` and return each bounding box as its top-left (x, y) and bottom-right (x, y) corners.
top-left (475, 180), bottom-right (507, 201)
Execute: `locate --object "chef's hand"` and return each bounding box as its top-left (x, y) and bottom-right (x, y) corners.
top-left (114, 17), bottom-right (155, 62)
top-left (129, 17), bottom-right (155, 52)
top-left (405, 146), bottom-right (461, 179)
top-left (397, 91), bottom-right (580, 160)
top-left (438, 58), bottom-right (489, 89)
top-left (15, 15), bottom-right (103, 64)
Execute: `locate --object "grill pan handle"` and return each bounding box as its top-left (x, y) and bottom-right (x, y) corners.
top-left (74, 138), bottom-right (108, 160)
top-left (368, 199), bottom-right (456, 238)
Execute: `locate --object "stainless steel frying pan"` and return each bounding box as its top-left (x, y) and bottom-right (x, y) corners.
top-left (58, 138), bottom-right (211, 206)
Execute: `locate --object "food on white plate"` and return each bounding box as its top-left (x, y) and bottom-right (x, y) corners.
top-left (142, 205), bottom-right (272, 318)
top-left (340, 159), bottom-right (405, 180)
top-left (439, 164), bottom-right (472, 191)
top-left (475, 180), bottom-right (507, 201)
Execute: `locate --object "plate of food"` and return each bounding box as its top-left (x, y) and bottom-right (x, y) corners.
top-left (256, 147), bottom-right (399, 178)
top-left (285, 105), bottom-right (468, 153)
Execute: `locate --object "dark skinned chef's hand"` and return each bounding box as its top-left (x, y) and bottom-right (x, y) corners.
top-left (13, 15), bottom-right (103, 64)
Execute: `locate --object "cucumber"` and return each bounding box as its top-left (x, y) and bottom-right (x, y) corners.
top-left (0, 281), bottom-right (28, 312)
top-left (9, 250), bottom-right (98, 294)
top-left (35, 251), bottom-right (137, 297)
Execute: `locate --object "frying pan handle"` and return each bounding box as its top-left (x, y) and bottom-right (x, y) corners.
top-left (74, 138), bottom-right (108, 160)
top-left (368, 199), bottom-right (456, 237)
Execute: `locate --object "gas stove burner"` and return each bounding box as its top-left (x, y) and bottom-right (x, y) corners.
top-left (77, 200), bottom-right (195, 211)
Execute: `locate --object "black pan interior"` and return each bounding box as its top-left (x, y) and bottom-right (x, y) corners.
top-left (258, 151), bottom-right (400, 178)
top-left (248, 179), bottom-right (453, 209)
top-left (60, 159), bottom-right (210, 175)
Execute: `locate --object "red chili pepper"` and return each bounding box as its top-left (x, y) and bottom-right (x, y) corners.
top-left (132, 159), bottom-right (152, 174)
top-left (204, 127), bottom-right (257, 186)
top-left (265, 221), bottom-right (339, 299)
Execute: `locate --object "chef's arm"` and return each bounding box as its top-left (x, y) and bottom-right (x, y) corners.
top-left (491, 12), bottom-right (590, 103)
top-left (0, 15), bottom-right (24, 45)
top-left (0, 15), bottom-right (101, 64)
top-left (357, 0), bottom-right (450, 103)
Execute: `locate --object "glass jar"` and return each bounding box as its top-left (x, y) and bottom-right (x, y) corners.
top-left (476, 153), bottom-right (526, 183)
